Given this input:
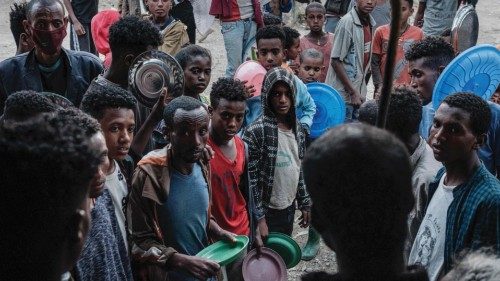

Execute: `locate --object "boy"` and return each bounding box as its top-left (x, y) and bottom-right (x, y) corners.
top-left (250, 25), bottom-right (316, 134)
top-left (372, 0), bottom-right (423, 96)
top-left (409, 93), bottom-right (500, 280)
top-left (327, 0), bottom-right (375, 121)
top-left (128, 96), bottom-right (235, 281)
top-left (298, 3), bottom-right (334, 83)
top-left (297, 48), bottom-right (325, 84)
top-left (80, 82), bottom-right (138, 254)
top-left (282, 26), bottom-right (301, 74)
top-left (208, 77), bottom-right (257, 280)
top-left (174, 45), bottom-right (212, 104)
top-left (0, 112), bottom-right (101, 281)
top-left (63, 0), bottom-right (98, 54)
top-left (302, 124), bottom-right (428, 280)
top-left (243, 67), bottom-right (311, 240)
top-left (9, 2), bottom-right (34, 55)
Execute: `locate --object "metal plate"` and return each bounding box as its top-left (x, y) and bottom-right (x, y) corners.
top-left (451, 4), bottom-right (479, 54)
top-left (128, 50), bottom-right (184, 108)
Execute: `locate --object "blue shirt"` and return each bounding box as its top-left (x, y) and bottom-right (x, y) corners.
top-left (158, 163), bottom-right (209, 281)
top-left (420, 102), bottom-right (500, 175)
top-left (428, 164), bottom-right (500, 274)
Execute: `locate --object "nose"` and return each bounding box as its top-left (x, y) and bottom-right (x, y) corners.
top-left (410, 77), bottom-right (418, 89)
top-left (308, 69), bottom-right (315, 76)
top-left (120, 129), bottom-right (132, 144)
top-left (228, 117), bottom-right (237, 129)
top-left (266, 53), bottom-right (274, 63)
top-left (278, 93), bottom-right (287, 103)
top-left (198, 71), bottom-right (206, 81)
top-left (158, 0), bottom-right (164, 7)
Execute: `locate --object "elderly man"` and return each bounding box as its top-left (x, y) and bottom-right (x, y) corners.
top-left (0, 0), bottom-right (102, 114)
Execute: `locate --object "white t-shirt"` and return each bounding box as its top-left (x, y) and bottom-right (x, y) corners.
top-left (106, 160), bottom-right (129, 251)
top-left (269, 128), bottom-right (300, 209)
top-left (408, 173), bottom-right (455, 281)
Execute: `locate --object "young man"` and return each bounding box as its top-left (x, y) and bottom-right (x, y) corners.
top-left (55, 108), bottom-right (133, 281)
top-left (327, 0), bottom-right (375, 121)
top-left (9, 2), bottom-right (34, 55)
top-left (63, 0), bottom-right (98, 54)
top-left (128, 96), bottom-right (235, 281)
top-left (413, 0), bottom-right (458, 37)
top-left (174, 45), bottom-right (212, 103)
top-left (210, 0), bottom-right (264, 77)
top-left (80, 82), bottom-right (138, 256)
top-left (282, 26), bottom-right (301, 73)
top-left (243, 67), bottom-right (311, 240)
top-left (85, 16), bottom-right (163, 155)
top-left (372, 0), bottom-right (423, 96)
top-left (208, 77), bottom-right (257, 280)
top-left (0, 112), bottom-right (101, 281)
top-left (250, 25), bottom-right (316, 134)
top-left (302, 124), bottom-right (428, 281)
top-left (0, 0), bottom-right (102, 114)
top-left (297, 48), bottom-right (325, 84)
top-left (409, 93), bottom-right (500, 280)
top-left (406, 36), bottom-right (500, 177)
top-left (1, 90), bottom-right (58, 123)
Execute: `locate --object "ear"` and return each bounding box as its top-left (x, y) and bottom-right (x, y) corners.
top-left (437, 65), bottom-right (446, 75)
top-left (22, 19), bottom-right (32, 37)
top-left (283, 48), bottom-right (288, 58)
top-left (321, 65), bottom-right (325, 70)
top-left (208, 105), bottom-right (213, 116)
top-left (162, 125), bottom-right (170, 141)
top-left (473, 133), bottom-right (486, 150)
top-left (63, 17), bottom-right (69, 27)
top-left (124, 53), bottom-right (136, 67)
top-left (68, 208), bottom-right (89, 243)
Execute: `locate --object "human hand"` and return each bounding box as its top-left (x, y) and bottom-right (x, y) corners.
top-left (202, 144), bottom-right (215, 161)
top-left (253, 228), bottom-right (264, 256)
top-left (299, 209), bottom-right (310, 228)
top-left (151, 88), bottom-right (172, 123)
top-left (257, 218), bottom-right (269, 241)
top-left (241, 80), bottom-right (256, 98)
top-left (73, 20), bottom-right (86, 36)
top-left (170, 254), bottom-right (220, 280)
top-left (349, 91), bottom-right (363, 107)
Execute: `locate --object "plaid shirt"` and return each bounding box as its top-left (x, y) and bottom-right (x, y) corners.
top-left (427, 164), bottom-right (500, 274)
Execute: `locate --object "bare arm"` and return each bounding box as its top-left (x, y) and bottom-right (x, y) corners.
top-left (63, 0), bottom-right (85, 35)
top-left (371, 54), bottom-right (383, 96)
top-left (331, 58), bottom-right (362, 105)
top-left (413, 2), bottom-right (426, 27)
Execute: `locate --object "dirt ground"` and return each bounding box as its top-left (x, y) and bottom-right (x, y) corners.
top-left (0, 0), bottom-right (498, 280)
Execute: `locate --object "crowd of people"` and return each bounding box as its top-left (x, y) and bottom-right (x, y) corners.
top-left (1, 0), bottom-right (500, 281)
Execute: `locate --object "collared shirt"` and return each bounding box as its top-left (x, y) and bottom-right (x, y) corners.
top-left (427, 164), bottom-right (500, 274)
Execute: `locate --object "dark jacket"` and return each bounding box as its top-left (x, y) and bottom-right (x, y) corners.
top-left (242, 67), bottom-right (311, 220)
top-left (0, 48), bottom-right (102, 114)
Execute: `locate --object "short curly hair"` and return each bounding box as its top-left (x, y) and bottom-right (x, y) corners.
top-left (9, 2), bottom-right (28, 47)
top-left (0, 112), bottom-right (101, 274)
top-left (210, 77), bottom-right (247, 108)
top-left (305, 2), bottom-right (326, 15)
top-left (174, 44), bottom-right (212, 70)
top-left (56, 108), bottom-right (101, 137)
top-left (386, 87), bottom-right (422, 141)
top-left (263, 13), bottom-right (282, 26)
top-left (163, 96), bottom-right (206, 129)
top-left (282, 26), bottom-right (300, 50)
top-left (256, 25), bottom-right (286, 48)
top-left (303, 124), bottom-right (413, 264)
top-left (442, 93), bottom-right (491, 136)
top-left (405, 36), bottom-right (455, 71)
top-left (80, 82), bottom-right (137, 120)
top-left (109, 16), bottom-right (162, 60)
top-left (3, 90), bottom-right (58, 122)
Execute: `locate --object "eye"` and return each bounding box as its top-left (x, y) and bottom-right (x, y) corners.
top-left (128, 126), bottom-right (135, 133)
top-left (200, 128), bottom-right (208, 135)
top-left (314, 67), bottom-right (321, 72)
top-left (272, 50), bottom-right (280, 56)
top-left (110, 126), bottom-right (119, 133)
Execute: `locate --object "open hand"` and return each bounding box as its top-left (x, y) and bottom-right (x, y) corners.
top-left (299, 209), bottom-right (310, 228)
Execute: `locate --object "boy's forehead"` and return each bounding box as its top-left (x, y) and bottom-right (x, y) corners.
top-left (435, 103), bottom-right (471, 125)
top-left (303, 56), bottom-right (323, 65)
top-left (173, 107), bottom-right (208, 124)
top-left (101, 107), bottom-right (135, 122)
top-left (257, 38), bottom-right (284, 50)
top-left (29, 2), bottom-right (65, 20)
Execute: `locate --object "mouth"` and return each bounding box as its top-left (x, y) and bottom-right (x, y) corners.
top-left (93, 181), bottom-right (105, 190)
top-left (117, 147), bottom-right (129, 156)
top-left (225, 130), bottom-right (237, 137)
top-left (196, 83), bottom-right (206, 89)
top-left (431, 143), bottom-right (444, 154)
top-left (278, 105), bottom-right (289, 111)
top-left (155, 9), bottom-right (166, 14)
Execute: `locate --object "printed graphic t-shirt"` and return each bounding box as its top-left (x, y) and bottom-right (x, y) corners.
top-left (208, 136), bottom-right (250, 236)
top-left (408, 174), bottom-right (455, 281)
top-left (372, 24), bottom-right (424, 86)
top-left (269, 128), bottom-right (300, 209)
top-left (106, 160), bottom-right (129, 251)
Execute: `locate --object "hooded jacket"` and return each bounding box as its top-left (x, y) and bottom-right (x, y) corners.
top-left (242, 67), bottom-right (311, 220)
top-left (126, 146), bottom-right (212, 280)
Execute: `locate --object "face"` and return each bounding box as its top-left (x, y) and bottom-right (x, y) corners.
top-left (408, 58), bottom-right (440, 105)
top-left (305, 8), bottom-right (325, 33)
top-left (145, 0), bottom-right (172, 19)
top-left (429, 103), bottom-right (482, 164)
top-left (399, 0), bottom-right (413, 25)
top-left (298, 56), bottom-right (324, 83)
top-left (269, 82), bottom-right (292, 118)
top-left (287, 38), bottom-right (301, 60)
top-left (257, 38), bottom-right (286, 71)
top-left (184, 55), bottom-right (212, 97)
top-left (356, 0), bottom-right (375, 15)
top-left (210, 98), bottom-right (246, 142)
top-left (89, 132), bottom-right (109, 198)
top-left (99, 108), bottom-right (135, 161)
top-left (169, 107), bottom-right (209, 163)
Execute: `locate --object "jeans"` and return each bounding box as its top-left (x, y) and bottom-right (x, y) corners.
top-left (325, 15), bottom-right (341, 33)
top-left (221, 19), bottom-right (257, 77)
top-left (345, 104), bottom-right (359, 123)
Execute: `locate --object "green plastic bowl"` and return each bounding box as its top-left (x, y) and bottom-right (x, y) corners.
top-left (196, 235), bottom-right (249, 266)
top-left (265, 232), bottom-right (302, 268)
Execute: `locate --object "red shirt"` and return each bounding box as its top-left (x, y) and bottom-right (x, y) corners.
top-left (363, 24), bottom-right (372, 70)
top-left (208, 136), bottom-right (250, 235)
